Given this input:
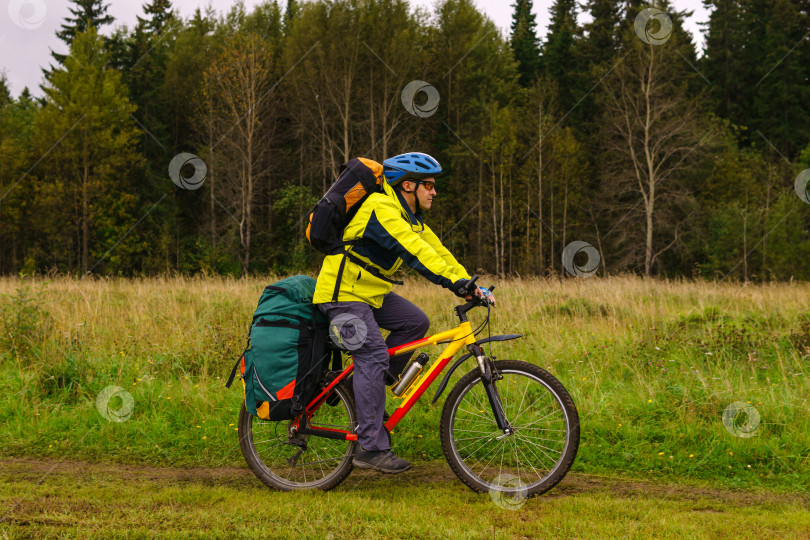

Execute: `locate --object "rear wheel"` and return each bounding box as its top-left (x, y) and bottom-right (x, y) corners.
top-left (440, 360), bottom-right (579, 497)
top-left (238, 382), bottom-right (357, 491)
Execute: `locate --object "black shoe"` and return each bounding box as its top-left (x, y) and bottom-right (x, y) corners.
top-left (352, 449), bottom-right (412, 474)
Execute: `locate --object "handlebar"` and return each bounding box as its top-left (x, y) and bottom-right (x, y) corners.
top-left (462, 274), bottom-right (480, 295)
top-left (460, 274), bottom-right (495, 305)
top-left (454, 275), bottom-right (496, 322)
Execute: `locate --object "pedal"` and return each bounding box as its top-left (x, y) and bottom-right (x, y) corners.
top-left (286, 448), bottom-right (305, 467)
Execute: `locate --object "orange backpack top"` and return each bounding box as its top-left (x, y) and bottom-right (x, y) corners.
top-left (305, 157), bottom-right (384, 256)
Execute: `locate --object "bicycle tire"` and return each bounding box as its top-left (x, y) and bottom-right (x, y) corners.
top-left (440, 360), bottom-right (579, 497)
top-left (238, 381), bottom-right (357, 491)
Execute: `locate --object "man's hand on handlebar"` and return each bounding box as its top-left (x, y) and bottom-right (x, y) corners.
top-left (452, 276), bottom-right (496, 307)
top-left (476, 286), bottom-right (497, 307)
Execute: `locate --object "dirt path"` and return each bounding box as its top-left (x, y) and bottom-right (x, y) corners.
top-left (2, 457), bottom-right (806, 509)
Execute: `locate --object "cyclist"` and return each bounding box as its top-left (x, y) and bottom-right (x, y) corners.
top-left (314, 152), bottom-right (495, 474)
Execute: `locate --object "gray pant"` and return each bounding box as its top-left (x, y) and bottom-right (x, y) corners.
top-left (317, 292), bottom-right (429, 451)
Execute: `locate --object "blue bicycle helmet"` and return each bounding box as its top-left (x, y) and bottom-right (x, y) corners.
top-left (383, 152), bottom-right (442, 186)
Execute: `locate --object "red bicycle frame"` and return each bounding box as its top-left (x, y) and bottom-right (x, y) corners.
top-left (294, 320), bottom-right (479, 441)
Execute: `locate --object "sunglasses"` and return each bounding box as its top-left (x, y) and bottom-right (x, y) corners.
top-left (416, 180), bottom-right (436, 191)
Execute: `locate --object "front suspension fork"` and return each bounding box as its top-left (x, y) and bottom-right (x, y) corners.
top-left (468, 344), bottom-right (512, 436)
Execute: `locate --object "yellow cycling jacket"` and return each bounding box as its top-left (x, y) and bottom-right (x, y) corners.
top-left (313, 169), bottom-right (470, 308)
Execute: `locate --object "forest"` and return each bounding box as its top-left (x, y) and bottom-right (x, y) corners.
top-left (0, 0), bottom-right (809, 280)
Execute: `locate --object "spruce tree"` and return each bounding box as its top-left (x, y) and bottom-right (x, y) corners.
top-left (0, 75), bottom-right (10, 109)
top-left (138, 0), bottom-right (174, 34)
top-left (37, 28), bottom-right (142, 273)
top-left (284, 0), bottom-right (299, 30)
top-left (753, 0), bottom-right (810, 159)
top-left (51, 0), bottom-right (114, 66)
top-left (701, 1), bottom-right (749, 122)
top-left (510, 0), bottom-right (541, 87)
top-left (543, 0), bottom-right (581, 116)
top-left (579, 0), bottom-right (620, 68)
top-left (44, 0), bottom-right (114, 86)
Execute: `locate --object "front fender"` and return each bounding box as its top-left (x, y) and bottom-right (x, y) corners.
top-left (431, 334), bottom-right (522, 404)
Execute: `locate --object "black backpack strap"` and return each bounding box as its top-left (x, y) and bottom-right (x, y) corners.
top-left (225, 354), bottom-right (243, 388)
top-left (265, 285), bottom-right (286, 292)
top-left (332, 255), bottom-right (348, 302)
top-left (343, 250), bottom-right (404, 285)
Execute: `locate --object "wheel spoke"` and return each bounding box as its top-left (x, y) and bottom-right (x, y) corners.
top-left (511, 435), bottom-right (544, 481)
top-left (514, 432), bottom-right (562, 465)
top-left (456, 405), bottom-right (496, 423)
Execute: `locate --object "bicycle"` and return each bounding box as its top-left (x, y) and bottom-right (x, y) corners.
top-left (237, 275), bottom-right (580, 496)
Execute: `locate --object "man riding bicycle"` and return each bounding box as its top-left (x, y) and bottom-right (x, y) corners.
top-left (314, 152), bottom-right (495, 474)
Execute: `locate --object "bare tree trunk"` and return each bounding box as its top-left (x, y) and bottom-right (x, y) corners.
top-left (600, 38), bottom-right (707, 275)
top-left (549, 165), bottom-right (554, 275)
top-left (525, 198), bottom-right (530, 274)
top-left (508, 170), bottom-right (512, 275)
top-left (342, 90), bottom-right (350, 162)
top-left (298, 131), bottom-right (304, 240)
top-left (589, 207), bottom-right (607, 275)
top-left (762, 166), bottom-right (772, 277)
top-left (82, 151), bottom-right (89, 273)
top-left (499, 151), bottom-right (505, 276)
top-left (562, 174), bottom-right (569, 265)
top-left (643, 47), bottom-right (656, 277)
top-left (245, 145), bottom-right (253, 274)
top-left (209, 145), bottom-right (216, 248)
top-left (477, 159), bottom-right (483, 270)
top-left (742, 210), bottom-right (748, 282)
top-left (492, 165), bottom-right (499, 276)
top-left (537, 104), bottom-right (544, 273)
top-left (369, 63), bottom-right (375, 158)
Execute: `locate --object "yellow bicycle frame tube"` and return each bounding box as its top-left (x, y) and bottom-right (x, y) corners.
top-left (384, 321), bottom-right (479, 429)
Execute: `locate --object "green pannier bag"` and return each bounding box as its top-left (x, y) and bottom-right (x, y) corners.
top-left (225, 275), bottom-right (337, 420)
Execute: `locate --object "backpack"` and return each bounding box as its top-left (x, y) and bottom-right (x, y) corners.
top-left (225, 275), bottom-right (339, 420)
top-left (306, 157), bottom-right (385, 256)
top-left (305, 157), bottom-right (403, 286)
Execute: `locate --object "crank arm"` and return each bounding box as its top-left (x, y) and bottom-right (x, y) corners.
top-left (286, 448), bottom-right (305, 467)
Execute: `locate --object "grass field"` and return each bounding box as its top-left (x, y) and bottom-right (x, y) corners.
top-left (0, 275), bottom-right (808, 536)
top-left (2, 459), bottom-right (808, 539)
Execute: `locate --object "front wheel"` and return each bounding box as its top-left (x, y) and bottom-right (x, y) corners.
top-left (440, 360), bottom-right (579, 497)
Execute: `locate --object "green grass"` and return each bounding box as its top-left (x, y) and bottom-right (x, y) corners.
top-left (1, 459), bottom-right (808, 539)
top-left (0, 276), bottom-right (808, 492)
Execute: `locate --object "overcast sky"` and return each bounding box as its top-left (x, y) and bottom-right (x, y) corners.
top-left (0, 0), bottom-right (710, 98)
